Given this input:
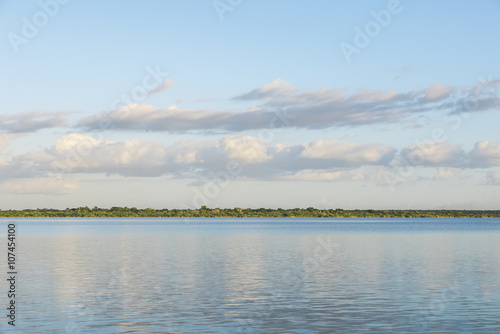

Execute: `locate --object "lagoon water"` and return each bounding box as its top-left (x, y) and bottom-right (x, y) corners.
top-left (1, 218), bottom-right (500, 333)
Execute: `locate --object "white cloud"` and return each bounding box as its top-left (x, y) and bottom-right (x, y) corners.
top-left (79, 103), bottom-right (236, 132)
top-left (301, 140), bottom-right (396, 164)
top-left (234, 78), bottom-right (296, 100)
top-left (470, 141), bottom-right (500, 167)
top-left (424, 82), bottom-right (455, 101)
top-left (147, 78), bottom-right (175, 96)
top-left (47, 133), bottom-right (168, 176)
top-left (53, 133), bottom-right (104, 155)
top-left (0, 110), bottom-right (72, 133)
top-left (168, 139), bottom-right (217, 164)
top-left (400, 141), bottom-right (466, 166)
top-left (219, 135), bottom-right (271, 163)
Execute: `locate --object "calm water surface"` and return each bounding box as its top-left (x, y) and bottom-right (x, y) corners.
top-left (1, 218), bottom-right (500, 333)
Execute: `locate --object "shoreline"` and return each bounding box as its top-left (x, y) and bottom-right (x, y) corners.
top-left (1, 207), bottom-right (500, 218)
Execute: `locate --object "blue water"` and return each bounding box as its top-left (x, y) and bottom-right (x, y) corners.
top-left (1, 218), bottom-right (500, 333)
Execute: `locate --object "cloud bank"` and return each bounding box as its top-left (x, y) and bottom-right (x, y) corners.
top-left (2, 133), bottom-right (500, 186)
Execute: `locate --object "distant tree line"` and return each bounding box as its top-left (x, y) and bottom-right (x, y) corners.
top-left (1, 206), bottom-right (500, 218)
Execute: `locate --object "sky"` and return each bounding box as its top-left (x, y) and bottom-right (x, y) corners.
top-left (1, 0), bottom-right (500, 210)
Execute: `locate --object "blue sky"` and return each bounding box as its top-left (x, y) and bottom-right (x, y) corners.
top-left (1, 0), bottom-right (500, 209)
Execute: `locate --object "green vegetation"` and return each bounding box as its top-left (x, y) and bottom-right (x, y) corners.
top-left (1, 206), bottom-right (499, 218)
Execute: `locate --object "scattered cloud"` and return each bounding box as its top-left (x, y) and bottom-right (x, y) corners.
top-left (48, 133), bottom-right (168, 176)
top-left (147, 78), bottom-right (175, 96)
top-left (301, 140), bottom-right (396, 165)
top-left (78, 103), bottom-right (237, 132)
top-left (451, 78), bottom-right (500, 114)
top-left (0, 111), bottom-right (73, 133)
top-left (470, 141), bottom-right (500, 167)
top-left (233, 78), bottom-right (297, 100)
top-left (423, 82), bottom-right (455, 101)
top-left (74, 78), bottom-right (500, 134)
top-left (219, 135), bottom-right (271, 163)
top-left (400, 141), bottom-right (466, 167)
